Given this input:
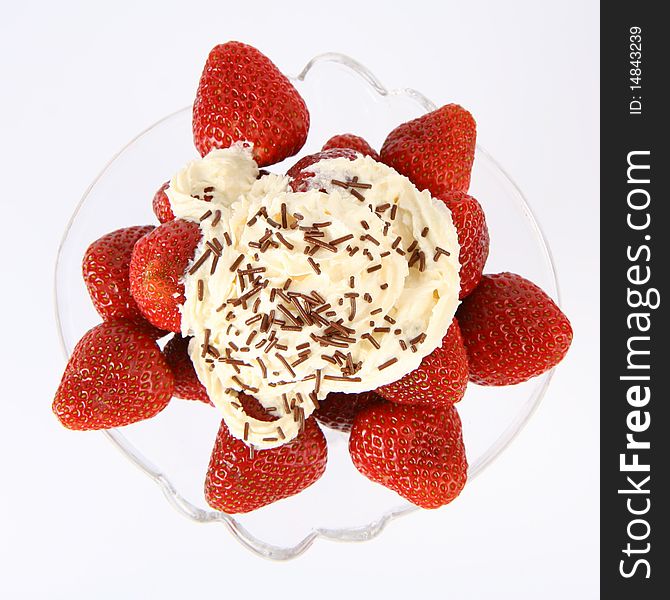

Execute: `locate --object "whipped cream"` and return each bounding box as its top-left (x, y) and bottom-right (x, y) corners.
top-left (167, 145), bottom-right (460, 449)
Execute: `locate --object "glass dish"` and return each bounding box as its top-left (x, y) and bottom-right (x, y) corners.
top-left (55, 53), bottom-right (560, 560)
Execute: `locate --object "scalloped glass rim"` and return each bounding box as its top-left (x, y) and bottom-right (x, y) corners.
top-left (54, 52), bottom-right (560, 561)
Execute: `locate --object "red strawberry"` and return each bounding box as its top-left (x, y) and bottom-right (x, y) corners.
top-left (314, 390), bottom-right (383, 433)
top-left (457, 272), bottom-right (573, 385)
top-left (163, 334), bottom-right (211, 404)
top-left (152, 181), bottom-right (174, 223)
top-left (286, 147), bottom-right (359, 192)
top-left (322, 133), bottom-right (380, 161)
top-left (438, 192), bottom-right (489, 298)
top-left (349, 402), bottom-right (467, 509)
top-left (193, 42), bottom-right (309, 167)
top-left (82, 225), bottom-right (155, 324)
top-left (205, 396), bottom-right (328, 513)
top-left (376, 319), bottom-right (468, 407)
top-left (53, 319), bottom-right (174, 430)
top-left (129, 219), bottom-right (201, 332)
top-left (380, 104), bottom-right (476, 196)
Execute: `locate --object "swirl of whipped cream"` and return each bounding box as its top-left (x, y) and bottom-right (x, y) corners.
top-left (167, 145), bottom-right (460, 449)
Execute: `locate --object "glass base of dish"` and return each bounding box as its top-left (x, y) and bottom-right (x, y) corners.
top-left (55, 53), bottom-right (559, 560)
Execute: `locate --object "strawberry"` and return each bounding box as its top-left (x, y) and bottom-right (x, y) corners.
top-left (82, 225), bottom-right (155, 324)
top-left (205, 394), bottom-right (328, 513)
top-left (438, 191), bottom-right (489, 298)
top-left (376, 319), bottom-right (468, 407)
top-left (193, 42), bottom-right (309, 167)
top-left (349, 402), bottom-right (467, 509)
top-left (286, 147), bottom-right (358, 192)
top-left (53, 319), bottom-right (174, 430)
top-left (129, 219), bottom-right (201, 332)
top-left (163, 334), bottom-right (211, 404)
top-left (152, 181), bottom-right (174, 223)
top-left (322, 133), bottom-right (380, 161)
top-left (380, 104), bottom-right (476, 196)
top-left (314, 390), bottom-right (383, 433)
top-left (457, 272), bottom-right (573, 385)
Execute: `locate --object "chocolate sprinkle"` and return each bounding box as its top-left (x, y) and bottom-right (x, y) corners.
top-left (331, 234), bottom-right (354, 246)
top-left (348, 296), bottom-right (357, 321)
top-left (433, 246), bottom-right (451, 261)
top-left (348, 181), bottom-right (372, 189)
top-left (315, 369), bottom-right (322, 395)
top-left (229, 254), bottom-right (245, 272)
top-left (188, 248), bottom-right (212, 275)
top-left (410, 333), bottom-right (427, 345)
top-left (202, 329), bottom-right (211, 358)
top-left (277, 304), bottom-right (302, 326)
top-left (307, 257), bottom-right (321, 275)
top-left (276, 232), bottom-right (294, 250)
top-left (362, 333), bottom-right (380, 349)
top-left (378, 357), bottom-right (398, 371)
top-left (305, 236), bottom-right (337, 253)
top-left (280, 203), bottom-right (288, 228)
top-left (275, 353), bottom-right (296, 377)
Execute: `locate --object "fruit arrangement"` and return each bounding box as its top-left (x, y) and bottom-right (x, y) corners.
top-left (53, 42), bottom-right (572, 515)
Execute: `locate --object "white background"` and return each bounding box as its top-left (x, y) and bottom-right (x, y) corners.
top-left (0, 1), bottom-right (599, 598)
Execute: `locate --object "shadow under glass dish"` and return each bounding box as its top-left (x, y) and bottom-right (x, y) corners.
top-left (55, 53), bottom-right (559, 560)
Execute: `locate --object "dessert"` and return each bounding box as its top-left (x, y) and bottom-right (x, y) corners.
top-left (53, 41), bottom-right (572, 514)
top-left (163, 145), bottom-right (461, 450)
